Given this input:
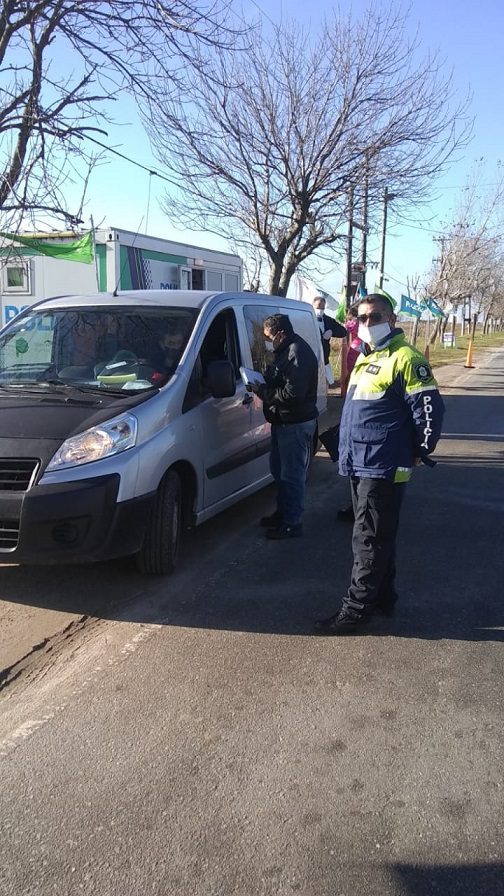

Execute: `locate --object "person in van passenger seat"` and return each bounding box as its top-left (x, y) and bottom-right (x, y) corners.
top-left (246, 313), bottom-right (318, 540)
top-left (68, 316), bottom-right (98, 366)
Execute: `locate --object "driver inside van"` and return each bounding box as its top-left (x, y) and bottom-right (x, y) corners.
top-left (150, 323), bottom-right (186, 374)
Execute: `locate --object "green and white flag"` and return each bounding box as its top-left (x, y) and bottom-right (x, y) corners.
top-left (399, 294), bottom-right (422, 318)
top-left (423, 296), bottom-right (445, 319)
top-left (0, 231), bottom-right (94, 264)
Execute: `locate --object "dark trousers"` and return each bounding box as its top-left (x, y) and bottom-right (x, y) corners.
top-left (345, 476), bottom-right (405, 614)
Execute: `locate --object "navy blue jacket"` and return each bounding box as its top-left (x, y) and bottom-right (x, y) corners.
top-left (338, 330), bottom-right (444, 482)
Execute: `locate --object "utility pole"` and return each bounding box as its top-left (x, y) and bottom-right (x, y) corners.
top-left (379, 187), bottom-right (395, 289)
top-left (340, 187), bottom-right (354, 397)
top-left (345, 186), bottom-right (354, 312)
top-left (360, 162), bottom-right (369, 291)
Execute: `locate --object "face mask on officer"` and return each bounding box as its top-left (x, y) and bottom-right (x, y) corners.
top-left (357, 307), bottom-right (394, 348)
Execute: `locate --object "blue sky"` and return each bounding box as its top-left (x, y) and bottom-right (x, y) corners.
top-left (70, 0), bottom-right (504, 300)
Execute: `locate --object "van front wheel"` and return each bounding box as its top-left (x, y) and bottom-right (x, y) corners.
top-left (136, 470), bottom-right (181, 575)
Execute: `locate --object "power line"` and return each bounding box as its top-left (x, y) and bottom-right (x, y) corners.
top-left (83, 133), bottom-right (174, 184)
top-left (83, 133), bottom-right (503, 218)
top-left (82, 134), bottom-right (502, 252)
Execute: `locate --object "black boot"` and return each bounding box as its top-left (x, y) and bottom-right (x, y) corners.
top-left (266, 523), bottom-right (302, 540)
top-left (314, 607), bottom-right (369, 636)
top-left (259, 510), bottom-right (282, 528)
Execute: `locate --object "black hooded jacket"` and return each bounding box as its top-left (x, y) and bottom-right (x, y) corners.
top-left (258, 333), bottom-right (319, 425)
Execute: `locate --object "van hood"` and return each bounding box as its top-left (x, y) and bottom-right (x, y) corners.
top-left (0, 387), bottom-right (153, 440)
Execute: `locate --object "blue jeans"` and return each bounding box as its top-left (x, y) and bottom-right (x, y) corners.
top-left (270, 420), bottom-right (316, 526)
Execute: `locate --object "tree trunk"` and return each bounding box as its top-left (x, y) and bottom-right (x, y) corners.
top-left (429, 317), bottom-right (442, 345)
top-left (268, 263), bottom-right (285, 296)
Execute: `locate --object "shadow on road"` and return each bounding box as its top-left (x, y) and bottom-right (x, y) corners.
top-left (0, 393), bottom-right (503, 644)
top-left (391, 861), bottom-right (504, 895)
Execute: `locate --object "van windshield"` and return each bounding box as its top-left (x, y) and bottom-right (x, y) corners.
top-left (0, 306), bottom-right (198, 391)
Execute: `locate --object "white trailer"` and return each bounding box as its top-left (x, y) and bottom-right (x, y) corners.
top-left (0, 227), bottom-right (243, 327)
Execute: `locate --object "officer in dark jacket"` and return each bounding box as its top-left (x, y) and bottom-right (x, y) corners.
top-left (315, 293), bottom-right (445, 634)
top-left (248, 313), bottom-right (318, 540)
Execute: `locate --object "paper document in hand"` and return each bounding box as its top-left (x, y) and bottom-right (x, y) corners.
top-left (239, 366), bottom-right (266, 388)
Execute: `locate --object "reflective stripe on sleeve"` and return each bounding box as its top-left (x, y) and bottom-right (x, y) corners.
top-left (352, 390), bottom-right (387, 401)
top-left (406, 383), bottom-right (439, 396)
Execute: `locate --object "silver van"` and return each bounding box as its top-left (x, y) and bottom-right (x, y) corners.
top-left (0, 291), bottom-right (327, 573)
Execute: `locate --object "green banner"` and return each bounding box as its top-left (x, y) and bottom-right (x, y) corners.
top-left (0, 230), bottom-right (94, 264)
top-left (423, 297), bottom-right (446, 319)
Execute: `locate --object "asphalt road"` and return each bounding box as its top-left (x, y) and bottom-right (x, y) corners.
top-left (1, 350), bottom-right (503, 896)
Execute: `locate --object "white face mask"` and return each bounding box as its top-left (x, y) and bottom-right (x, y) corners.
top-left (358, 321), bottom-right (391, 347)
top-left (264, 340), bottom-right (274, 352)
top-left (315, 309), bottom-right (324, 320)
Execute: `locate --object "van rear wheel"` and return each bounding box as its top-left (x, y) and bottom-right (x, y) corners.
top-left (136, 470), bottom-right (181, 575)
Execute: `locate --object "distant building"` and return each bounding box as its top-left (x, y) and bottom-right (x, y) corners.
top-left (0, 227), bottom-right (243, 327)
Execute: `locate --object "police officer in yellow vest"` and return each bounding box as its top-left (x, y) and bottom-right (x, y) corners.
top-left (315, 293), bottom-right (445, 635)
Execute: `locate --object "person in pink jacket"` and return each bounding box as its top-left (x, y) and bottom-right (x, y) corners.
top-left (345, 307), bottom-right (362, 376)
top-left (337, 307), bottom-right (363, 522)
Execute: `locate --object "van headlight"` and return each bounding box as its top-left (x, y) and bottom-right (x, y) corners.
top-left (46, 413), bottom-right (138, 471)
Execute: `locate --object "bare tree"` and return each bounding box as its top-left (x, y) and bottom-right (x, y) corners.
top-left (0, 0), bottom-right (244, 229)
top-left (146, 6), bottom-right (471, 295)
top-left (426, 161), bottom-right (504, 337)
top-left (486, 280), bottom-right (504, 331)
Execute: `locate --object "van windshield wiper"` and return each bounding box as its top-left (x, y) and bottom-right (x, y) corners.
top-left (0, 379), bottom-right (100, 399)
top-left (42, 378), bottom-right (102, 395)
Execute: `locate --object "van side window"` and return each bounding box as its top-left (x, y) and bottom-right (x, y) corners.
top-left (183, 309), bottom-right (241, 412)
top-left (243, 304), bottom-right (281, 372)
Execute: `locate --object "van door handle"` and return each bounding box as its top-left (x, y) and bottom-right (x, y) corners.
top-left (242, 393), bottom-right (254, 406)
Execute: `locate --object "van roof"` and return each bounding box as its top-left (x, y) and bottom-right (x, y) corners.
top-left (30, 290), bottom-right (314, 313)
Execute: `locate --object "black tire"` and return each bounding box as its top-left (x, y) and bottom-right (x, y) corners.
top-left (136, 470), bottom-right (182, 575)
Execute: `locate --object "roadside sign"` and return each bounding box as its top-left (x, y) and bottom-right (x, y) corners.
top-left (443, 332), bottom-right (456, 348)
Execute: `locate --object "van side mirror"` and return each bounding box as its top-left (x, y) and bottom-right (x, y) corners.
top-left (206, 360), bottom-right (236, 398)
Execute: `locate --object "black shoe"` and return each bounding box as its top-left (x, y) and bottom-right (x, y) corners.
top-left (336, 505), bottom-right (355, 523)
top-left (265, 523), bottom-right (302, 540)
top-left (260, 510), bottom-right (282, 528)
top-left (314, 607), bottom-right (369, 636)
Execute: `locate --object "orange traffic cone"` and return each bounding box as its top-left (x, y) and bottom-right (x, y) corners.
top-left (424, 344), bottom-right (430, 362)
top-left (464, 338), bottom-right (475, 368)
